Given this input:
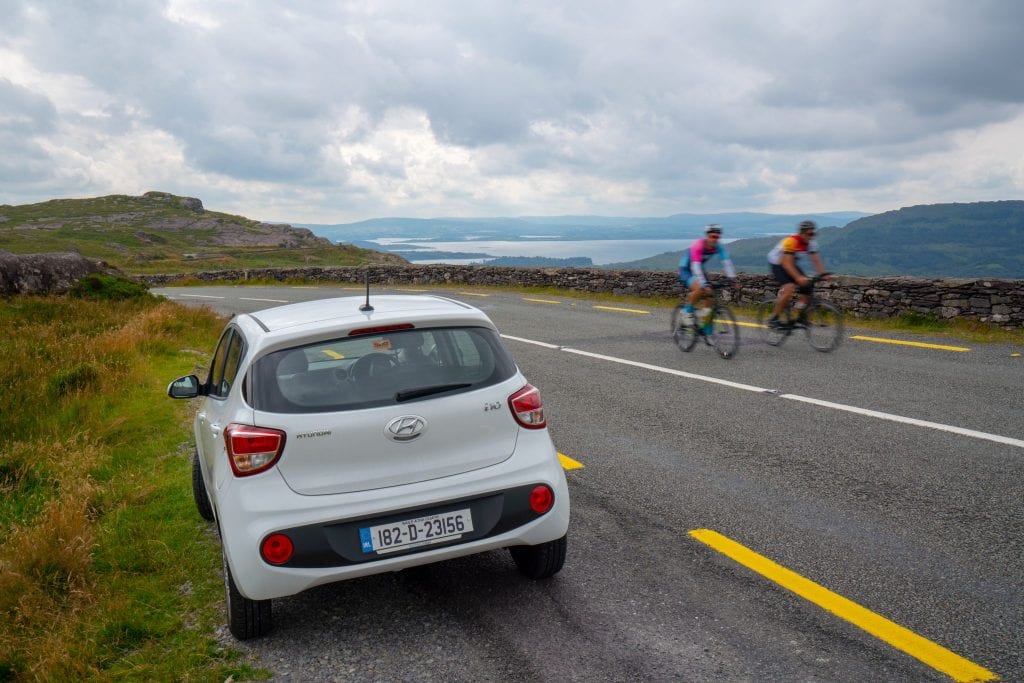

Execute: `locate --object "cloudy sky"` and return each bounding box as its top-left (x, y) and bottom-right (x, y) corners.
top-left (2, 1), bottom-right (1023, 224)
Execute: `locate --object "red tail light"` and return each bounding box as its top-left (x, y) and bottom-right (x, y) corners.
top-left (261, 533), bottom-right (294, 564)
top-left (509, 384), bottom-right (546, 429)
top-left (224, 424), bottom-right (286, 477)
top-left (529, 485), bottom-right (554, 514)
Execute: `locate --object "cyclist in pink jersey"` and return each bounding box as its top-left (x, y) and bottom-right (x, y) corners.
top-left (678, 224), bottom-right (737, 327)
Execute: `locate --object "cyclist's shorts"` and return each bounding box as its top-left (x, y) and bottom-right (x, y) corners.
top-left (771, 263), bottom-right (804, 286)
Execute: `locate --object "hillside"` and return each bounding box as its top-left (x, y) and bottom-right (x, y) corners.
top-left (0, 191), bottom-right (404, 274)
top-left (605, 201), bottom-right (1024, 278)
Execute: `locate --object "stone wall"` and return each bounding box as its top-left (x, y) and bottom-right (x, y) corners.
top-left (137, 264), bottom-right (1024, 327)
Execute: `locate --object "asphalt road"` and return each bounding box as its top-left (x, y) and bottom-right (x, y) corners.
top-left (156, 284), bottom-right (1023, 682)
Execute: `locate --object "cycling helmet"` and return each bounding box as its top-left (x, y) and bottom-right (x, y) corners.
top-left (798, 220), bottom-right (816, 232)
top-left (704, 224), bottom-right (722, 235)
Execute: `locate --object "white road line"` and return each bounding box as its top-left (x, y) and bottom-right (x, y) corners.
top-left (780, 394), bottom-right (1024, 448)
top-left (240, 297), bottom-right (289, 303)
top-left (169, 293), bottom-right (225, 299)
top-left (502, 334), bottom-right (1024, 449)
top-left (502, 334), bottom-right (562, 350)
top-left (563, 347), bottom-right (769, 393)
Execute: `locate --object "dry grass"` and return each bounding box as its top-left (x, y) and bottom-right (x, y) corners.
top-left (0, 295), bottom-right (257, 681)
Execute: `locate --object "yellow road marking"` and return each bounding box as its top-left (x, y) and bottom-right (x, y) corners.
top-left (850, 336), bottom-right (969, 352)
top-left (457, 291), bottom-right (489, 297)
top-left (689, 529), bottom-right (999, 683)
top-left (321, 350), bottom-right (345, 359)
top-left (593, 305), bottom-right (650, 315)
top-left (557, 453), bottom-right (585, 470)
top-left (1009, 353), bottom-right (1020, 358)
top-left (524, 297), bottom-right (561, 305)
top-left (396, 288), bottom-right (430, 292)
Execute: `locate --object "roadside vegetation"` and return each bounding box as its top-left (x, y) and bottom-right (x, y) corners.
top-left (0, 276), bottom-right (262, 681)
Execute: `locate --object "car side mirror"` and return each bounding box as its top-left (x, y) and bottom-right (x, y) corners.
top-left (167, 374), bottom-right (203, 399)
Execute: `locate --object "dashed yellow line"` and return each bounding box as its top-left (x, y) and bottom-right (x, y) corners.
top-left (321, 349), bottom-right (345, 359)
top-left (395, 288), bottom-right (430, 292)
top-left (593, 305), bottom-right (650, 315)
top-left (557, 453), bottom-right (585, 470)
top-left (457, 291), bottom-right (490, 297)
top-left (850, 336), bottom-right (969, 352)
top-left (689, 529), bottom-right (998, 683)
top-left (524, 297), bottom-right (562, 305)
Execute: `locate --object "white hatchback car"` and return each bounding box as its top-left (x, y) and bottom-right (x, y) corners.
top-left (167, 294), bottom-right (570, 639)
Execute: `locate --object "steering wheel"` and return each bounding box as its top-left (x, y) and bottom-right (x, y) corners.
top-left (350, 352), bottom-right (397, 382)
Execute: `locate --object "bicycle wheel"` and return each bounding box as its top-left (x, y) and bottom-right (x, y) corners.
top-left (709, 306), bottom-right (739, 359)
top-left (755, 299), bottom-right (787, 346)
top-left (671, 306), bottom-right (698, 352)
top-left (804, 301), bottom-right (844, 352)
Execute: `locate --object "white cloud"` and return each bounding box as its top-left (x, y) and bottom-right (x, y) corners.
top-left (1, 0), bottom-right (1022, 220)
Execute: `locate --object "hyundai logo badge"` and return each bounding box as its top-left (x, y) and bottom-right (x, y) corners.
top-left (384, 415), bottom-right (427, 442)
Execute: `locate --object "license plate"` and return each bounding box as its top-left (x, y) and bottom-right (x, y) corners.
top-left (359, 508), bottom-right (474, 554)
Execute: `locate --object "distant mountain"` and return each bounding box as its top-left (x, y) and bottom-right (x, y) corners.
top-left (299, 211), bottom-right (869, 244)
top-left (604, 201), bottom-right (1024, 279)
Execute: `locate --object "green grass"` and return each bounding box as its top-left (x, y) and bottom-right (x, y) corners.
top-left (0, 295), bottom-right (265, 681)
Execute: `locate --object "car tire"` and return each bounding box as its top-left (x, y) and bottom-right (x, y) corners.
top-left (509, 534), bottom-right (567, 579)
top-left (191, 449), bottom-right (215, 522)
top-left (223, 548), bottom-right (272, 639)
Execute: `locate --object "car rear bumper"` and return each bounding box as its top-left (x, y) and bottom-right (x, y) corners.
top-left (218, 436), bottom-right (569, 600)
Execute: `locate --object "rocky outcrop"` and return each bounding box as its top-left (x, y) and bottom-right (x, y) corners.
top-left (137, 265), bottom-right (1024, 328)
top-left (0, 251), bottom-right (111, 295)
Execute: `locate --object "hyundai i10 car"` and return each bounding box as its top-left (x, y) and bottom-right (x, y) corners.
top-left (167, 294), bottom-right (570, 639)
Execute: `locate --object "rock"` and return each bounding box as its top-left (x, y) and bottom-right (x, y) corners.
top-left (0, 251), bottom-right (112, 295)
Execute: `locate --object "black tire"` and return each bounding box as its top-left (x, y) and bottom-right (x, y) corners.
top-left (223, 548), bottom-right (272, 639)
top-left (192, 449), bottom-right (215, 522)
top-left (509, 534), bottom-right (567, 579)
top-left (804, 301), bottom-right (844, 352)
top-left (671, 306), bottom-right (698, 352)
top-left (756, 299), bottom-right (787, 347)
top-left (710, 306), bottom-right (739, 359)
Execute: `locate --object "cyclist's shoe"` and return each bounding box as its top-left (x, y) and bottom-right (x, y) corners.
top-left (768, 317), bottom-right (781, 329)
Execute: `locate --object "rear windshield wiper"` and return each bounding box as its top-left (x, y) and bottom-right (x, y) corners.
top-left (396, 383), bottom-right (472, 402)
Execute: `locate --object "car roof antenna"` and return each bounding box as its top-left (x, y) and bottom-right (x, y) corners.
top-left (359, 270), bottom-right (374, 312)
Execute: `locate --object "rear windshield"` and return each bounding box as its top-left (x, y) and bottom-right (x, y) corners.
top-left (250, 326), bottom-right (517, 413)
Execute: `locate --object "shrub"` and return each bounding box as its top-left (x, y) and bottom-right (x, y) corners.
top-left (48, 363), bottom-right (101, 398)
top-left (70, 274), bottom-right (154, 301)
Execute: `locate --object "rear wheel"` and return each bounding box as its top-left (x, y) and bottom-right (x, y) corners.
top-left (223, 548), bottom-right (272, 639)
top-left (192, 449), bottom-right (214, 522)
top-left (804, 301), bottom-right (844, 352)
top-left (756, 299), bottom-right (787, 346)
top-left (709, 306), bottom-right (739, 359)
top-left (671, 306), bottom-right (698, 352)
top-left (509, 534), bottom-right (567, 579)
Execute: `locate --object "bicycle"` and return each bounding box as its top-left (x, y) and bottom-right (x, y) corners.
top-left (755, 273), bottom-right (844, 352)
top-left (670, 280), bottom-right (740, 359)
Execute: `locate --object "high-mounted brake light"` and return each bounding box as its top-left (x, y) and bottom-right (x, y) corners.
top-left (224, 424), bottom-right (286, 477)
top-left (349, 323), bottom-right (415, 337)
top-left (509, 384), bottom-right (546, 429)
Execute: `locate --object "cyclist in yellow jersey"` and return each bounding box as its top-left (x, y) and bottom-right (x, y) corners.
top-left (766, 220), bottom-right (830, 327)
